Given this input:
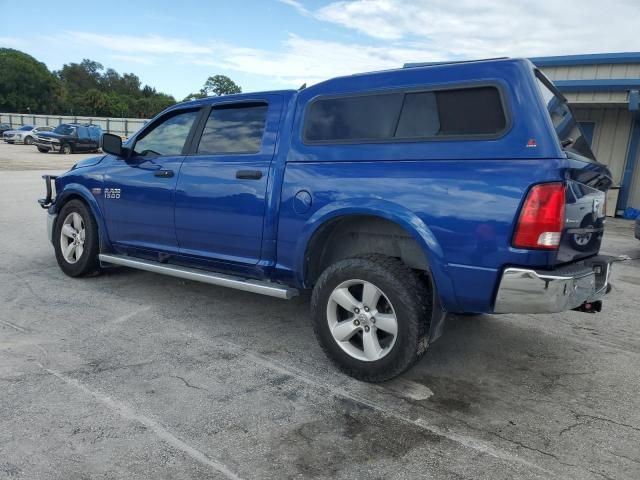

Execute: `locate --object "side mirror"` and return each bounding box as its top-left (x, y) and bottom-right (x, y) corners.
top-left (102, 133), bottom-right (124, 157)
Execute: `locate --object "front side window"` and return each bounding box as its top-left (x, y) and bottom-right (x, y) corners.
top-left (134, 110), bottom-right (198, 157)
top-left (197, 103), bottom-right (268, 154)
top-left (304, 86), bottom-right (506, 143)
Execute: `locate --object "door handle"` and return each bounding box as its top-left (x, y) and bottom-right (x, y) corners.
top-left (154, 169), bottom-right (174, 178)
top-left (236, 170), bottom-right (263, 180)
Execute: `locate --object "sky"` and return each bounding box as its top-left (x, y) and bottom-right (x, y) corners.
top-left (1, 0), bottom-right (638, 100)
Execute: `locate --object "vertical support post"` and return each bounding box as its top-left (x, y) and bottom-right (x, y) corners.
top-left (617, 115), bottom-right (640, 213)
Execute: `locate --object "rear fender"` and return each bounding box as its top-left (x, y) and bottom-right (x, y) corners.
top-left (296, 199), bottom-right (460, 315)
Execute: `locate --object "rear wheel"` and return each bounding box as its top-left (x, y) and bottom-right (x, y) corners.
top-left (24, 136), bottom-right (33, 145)
top-left (60, 143), bottom-right (72, 154)
top-left (311, 254), bottom-right (432, 382)
top-left (53, 200), bottom-right (100, 277)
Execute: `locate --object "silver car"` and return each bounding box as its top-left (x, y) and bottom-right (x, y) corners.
top-left (3, 125), bottom-right (54, 145)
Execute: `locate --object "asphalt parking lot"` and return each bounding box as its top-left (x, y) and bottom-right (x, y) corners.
top-left (1, 142), bottom-right (639, 480)
top-left (0, 140), bottom-right (95, 170)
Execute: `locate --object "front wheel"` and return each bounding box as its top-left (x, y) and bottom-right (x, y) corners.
top-left (60, 143), bottom-right (72, 154)
top-left (53, 200), bottom-right (100, 277)
top-left (311, 254), bottom-right (432, 382)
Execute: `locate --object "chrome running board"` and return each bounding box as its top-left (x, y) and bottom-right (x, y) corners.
top-left (98, 254), bottom-right (298, 300)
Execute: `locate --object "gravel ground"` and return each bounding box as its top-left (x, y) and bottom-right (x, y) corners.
top-left (1, 155), bottom-right (639, 479)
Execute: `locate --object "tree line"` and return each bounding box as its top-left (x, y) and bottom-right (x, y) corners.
top-left (0, 48), bottom-right (243, 119)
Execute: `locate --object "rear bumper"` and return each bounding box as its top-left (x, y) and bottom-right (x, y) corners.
top-left (493, 255), bottom-right (613, 314)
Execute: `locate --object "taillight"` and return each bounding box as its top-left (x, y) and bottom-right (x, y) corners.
top-left (513, 183), bottom-right (565, 249)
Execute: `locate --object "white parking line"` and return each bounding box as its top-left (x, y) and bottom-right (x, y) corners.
top-left (0, 319), bottom-right (28, 333)
top-left (101, 305), bottom-right (152, 330)
top-left (39, 364), bottom-right (244, 480)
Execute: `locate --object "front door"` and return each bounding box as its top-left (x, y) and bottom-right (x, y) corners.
top-left (174, 97), bottom-right (282, 265)
top-left (103, 108), bottom-right (200, 252)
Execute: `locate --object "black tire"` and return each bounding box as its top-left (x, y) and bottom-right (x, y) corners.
top-left (311, 254), bottom-right (432, 382)
top-left (24, 136), bottom-right (33, 145)
top-left (60, 143), bottom-right (72, 154)
top-left (53, 200), bottom-right (100, 277)
top-left (37, 147), bottom-right (48, 153)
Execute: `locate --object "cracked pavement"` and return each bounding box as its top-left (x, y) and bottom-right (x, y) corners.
top-left (1, 161), bottom-right (639, 479)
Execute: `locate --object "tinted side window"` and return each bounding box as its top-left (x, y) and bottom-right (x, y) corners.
top-left (304, 86), bottom-right (506, 143)
top-left (134, 110), bottom-right (198, 157)
top-left (77, 127), bottom-right (89, 139)
top-left (435, 87), bottom-right (505, 135)
top-left (89, 127), bottom-right (101, 141)
top-left (305, 94), bottom-right (403, 142)
top-left (197, 103), bottom-right (268, 154)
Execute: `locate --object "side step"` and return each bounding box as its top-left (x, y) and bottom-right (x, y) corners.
top-left (98, 254), bottom-right (298, 300)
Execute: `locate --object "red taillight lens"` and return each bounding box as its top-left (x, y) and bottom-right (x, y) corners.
top-left (513, 183), bottom-right (565, 250)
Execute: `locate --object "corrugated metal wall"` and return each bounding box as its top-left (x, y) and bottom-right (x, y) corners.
top-left (541, 63), bottom-right (640, 80)
top-left (573, 107), bottom-right (633, 185)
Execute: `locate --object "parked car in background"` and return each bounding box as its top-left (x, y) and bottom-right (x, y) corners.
top-left (3, 125), bottom-right (54, 145)
top-left (0, 123), bottom-right (12, 135)
top-left (34, 123), bottom-right (102, 154)
top-left (3, 125), bottom-right (33, 143)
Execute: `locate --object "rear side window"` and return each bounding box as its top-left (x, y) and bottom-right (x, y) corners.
top-left (197, 103), bottom-right (268, 154)
top-left (304, 86), bottom-right (507, 143)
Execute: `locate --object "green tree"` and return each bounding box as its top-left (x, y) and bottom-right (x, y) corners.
top-left (0, 49), bottom-right (176, 118)
top-left (0, 48), bottom-right (61, 113)
top-left (57, 59), bottom-right (103, 94)
top-left (203, 74), bottom-right (242, 96)
top-left (184, 74), bottom-right (242, 101)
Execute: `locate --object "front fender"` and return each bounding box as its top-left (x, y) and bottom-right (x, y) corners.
top-left (294, 198), bottom-right (459, 313)
top-left (55, 183), bottom-right (112, 252)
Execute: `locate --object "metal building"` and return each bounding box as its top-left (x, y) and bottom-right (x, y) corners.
top-left (532, 53), bottom-right (640, 215)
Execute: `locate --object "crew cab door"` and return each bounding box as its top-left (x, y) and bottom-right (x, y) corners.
top-left (174, 95), bottom-right (283, 265)
top-left (103, 108), bottom-right (200, 252)
top-left (76, 126), bottom-right (92, 151)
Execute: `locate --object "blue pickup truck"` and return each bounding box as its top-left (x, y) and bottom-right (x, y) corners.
top-left (39, 58), bottom-right (614, 381)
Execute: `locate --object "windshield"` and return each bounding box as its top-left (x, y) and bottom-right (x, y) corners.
top-left (19, 125), bottom-right (33, 131)
top-left (54, 125), bottom-right (76, 136)
top-left (535, 70), bottom-right (595, 160)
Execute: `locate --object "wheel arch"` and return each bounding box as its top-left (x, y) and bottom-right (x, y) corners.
top-left (297, 201), bottom-right (446, 289)
top-left (54, 184), bottom-right (111, 251)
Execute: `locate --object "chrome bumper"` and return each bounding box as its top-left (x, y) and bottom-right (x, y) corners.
top-left (494, 255), bottom-right (613, 314)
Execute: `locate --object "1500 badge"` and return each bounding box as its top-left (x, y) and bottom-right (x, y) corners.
top-left (105, 188), bottom-right (121, 199)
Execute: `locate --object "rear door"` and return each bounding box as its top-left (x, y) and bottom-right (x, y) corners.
top-left (76, 126), bottom-right (92, 151)
top-left (174, 95), bottom-right (283, 265)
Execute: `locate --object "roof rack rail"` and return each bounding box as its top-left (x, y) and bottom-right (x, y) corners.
top-left (403, 57), bottom-right (510, 68)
